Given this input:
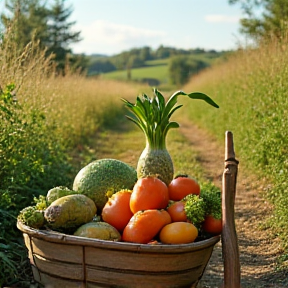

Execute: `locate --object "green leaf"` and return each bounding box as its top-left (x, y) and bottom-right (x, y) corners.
top-left (141, 94), bottom-right (153, 120)
top-left (163, 90), bottom-right (185, 119)
top-left (125, 115), bottom-right (146, 134)
top-left (122, 88), bottom-right (219, 150)
top-left (187, 92), bottom-right (219, 108)
top-left (163, 121), bottom-right (180, 140)
top-left (153, 88), bottom-right (165, 112)
top-left (167, 104), bottom-right (183, 120)
top-left (122, 98), bottom-right (147, 128)
top-left (136, 96), bottom-right (148, 117)
top-left (121, 98), bottom-right (134, 108)
top-left (166, 121), bottom-right (180, 129)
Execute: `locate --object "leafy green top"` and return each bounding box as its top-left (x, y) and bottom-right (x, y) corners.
top-left (122, 88), bottom-right (219, 149)
top-left (200, 182), bottom-right (222, 220)
top-left (184, 194), bottom-right (206, 228)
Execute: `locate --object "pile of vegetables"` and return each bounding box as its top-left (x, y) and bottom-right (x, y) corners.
top-left (18, 173), bottom-right (222, 244)
top-left (17, 88), bottom-right (221, 245)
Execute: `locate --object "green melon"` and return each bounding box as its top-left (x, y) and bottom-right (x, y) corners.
top-left (72, 159), bottom-right (137, 211)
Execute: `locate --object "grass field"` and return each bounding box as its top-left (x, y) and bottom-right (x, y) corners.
top-left (101, 58), bottom-right (169, 84)
top-left (100, 53), bottom-right (225, 89)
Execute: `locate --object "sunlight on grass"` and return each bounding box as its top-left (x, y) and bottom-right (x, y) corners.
top-left (182, 35), bottom-right (288, 248)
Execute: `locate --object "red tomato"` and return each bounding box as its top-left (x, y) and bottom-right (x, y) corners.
top-left (101, 190), bottom-right (133, 232)
top-left (167, 201), bottom-right (187, 222)
top-left (130, 177), bottom-right (169, 214)
top-left (168, 176), bottom-right (200, 201)
top-left (202, 215), bottom-right (222, 235)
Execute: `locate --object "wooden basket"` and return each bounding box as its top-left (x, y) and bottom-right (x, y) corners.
top-left (17, 221), bottom-right (220, 288)
top-left (17, 131), bottom-right (240, 288)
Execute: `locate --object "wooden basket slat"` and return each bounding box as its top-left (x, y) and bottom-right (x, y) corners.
top-left (33, 254), bottom-right (84, 280)
top-left (31, 237), bottom-right (83, 263)
top-left (23, 233), bottom-right (34, 263)
top-left (86, 265), bottom-right (201, 288)
top-left (84, 245), bottom-right (214, 271)
top-left (32, 270), bottom-right (84, 288)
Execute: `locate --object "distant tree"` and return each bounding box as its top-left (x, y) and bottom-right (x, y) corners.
top-left (169, 55), bottom-right (208, 85)
top-left (229, 0), bottom-right (288, 39)
top-left (45, 0), bottom-right (82, 73)
top-left (1, 0), bottom-right (48, 51)
top-left (1, 0), bottom-right (83, 73)
top-left (110, 51), bottom-right (130, 70)
top-left (127, 55), bottom-right (144, 68)
top-left (190, 48), bottom-right (206, 54)
top-left (140, 46), bottom-right (153, 61)
top-left (88, 59), bottom-right (116, 75)
top-left (155, 45), bottom-right (174, 59)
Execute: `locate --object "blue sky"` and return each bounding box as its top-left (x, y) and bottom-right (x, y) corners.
top-left (0, 0), bottom-right (246, 55)
top-left (69, 0), bottom-right (245, 55)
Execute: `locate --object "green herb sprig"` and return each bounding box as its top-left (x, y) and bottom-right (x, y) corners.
top-left (184, 194), bottom-right (206, 227)
top-left (200, 182), bottom-right (222, 220)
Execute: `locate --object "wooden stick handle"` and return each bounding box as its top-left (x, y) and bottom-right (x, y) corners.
top-left (222, 131), bottom-right (241, 288)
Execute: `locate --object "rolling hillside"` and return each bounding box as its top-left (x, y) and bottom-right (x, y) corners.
top-left (87, 47), bottom-right (229, 89)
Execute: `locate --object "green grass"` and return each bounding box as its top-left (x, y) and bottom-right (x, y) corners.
top-left (144, 59), bottom-right (170, 66)
top-left (101, 62), bottom-right (169, 84)
top-left (182, 36), bottom-right (288, 251)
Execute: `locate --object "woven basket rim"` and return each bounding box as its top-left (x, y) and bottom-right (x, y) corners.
top-left (17, 220), bottom-right (220, 252)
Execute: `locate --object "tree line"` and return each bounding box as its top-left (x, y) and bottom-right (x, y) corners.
top-left (87, 46), bottom-right (224, 85)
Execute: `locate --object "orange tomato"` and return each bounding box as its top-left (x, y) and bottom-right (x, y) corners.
top-left (167, 201), bottom-right (187, 222)
top-left (101, 190), bottom-right (133, 232)
top-left (168, 176), bottom-right (200, 201)
top-left (130, 177), bottom-right (169, 214)
top-left (122, 209), bottom-right (171, 244)
top-left (159, 222), bottom-right (198, 244)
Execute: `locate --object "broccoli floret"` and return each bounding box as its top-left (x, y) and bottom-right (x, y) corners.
top-left (200, 182), bottom-right (222, 219)
top-left (18, 206), bottom-right (45, 229)
top-left (184, 194), bottom-right (206, 228)
top-left (46, 186), bottom-right (75, 205)
top-left (34, 195), bottom-right (48, 211)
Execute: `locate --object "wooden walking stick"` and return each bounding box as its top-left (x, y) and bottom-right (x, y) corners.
top-left (222, 131), bottom-right (241, 288)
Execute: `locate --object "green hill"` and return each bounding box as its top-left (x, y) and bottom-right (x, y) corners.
top-left (101, 59), bottom-right (169, 87)
top-left (86, 46), bottom-right (228, 89)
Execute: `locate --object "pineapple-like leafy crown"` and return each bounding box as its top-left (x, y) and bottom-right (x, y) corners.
top-left (122, 88), bottom-right (219, 149)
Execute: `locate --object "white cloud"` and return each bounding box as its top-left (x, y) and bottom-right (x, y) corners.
top-left (205, 15), bottom-right (241, 23)
top-left (71, 20), bottom-right (167, 55)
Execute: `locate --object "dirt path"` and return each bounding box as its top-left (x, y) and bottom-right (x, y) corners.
top-left (178, 121), bottom-right (287, 288)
